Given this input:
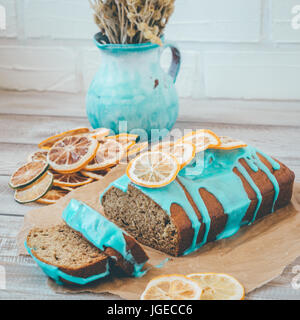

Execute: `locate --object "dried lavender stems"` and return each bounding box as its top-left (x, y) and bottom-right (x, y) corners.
top-left (89, 0), bottom-right (175, 45)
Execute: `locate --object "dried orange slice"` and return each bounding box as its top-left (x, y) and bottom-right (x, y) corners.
top-left (52, 171), bottom-right (93, 188)
top-left (127, 151), bottom-right (180, 188)
top-left (9, 161), bottom-right (49, 189)
top-left (187, 273), bottom-right (245, 300)
top-left (27, 150), bottom-right (48, 163)
top-left (47, 136), bottom-right (98, 174)
top-left (84, 140), bottom-right (125, 171)
top-left (90, 128), bottom-right (110, 140)
top-left (37, 187), bottom-right (69, 205)
top-left (106, 133), bottom-right (139, 150)
top-left (141, 274), bottom-right (202, 300)
top-left (213, 136), bottom-right (247, 150)
top-left (152, 141), bottom-right (196, 169)
top-left (177, 129), bottom-right (221, 153)
top-left (107, 133), bottom-right (139, 142)
top-left (127, 142), bottom-right (149, 157)
top-left (14, 171), bottom-right (53, 204)
top-left (81, 169), bottom-right (111, 180)
top-left (38, 128), bottom-right (90, 150)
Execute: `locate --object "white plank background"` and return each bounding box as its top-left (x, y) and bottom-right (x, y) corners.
top-left (0, 91), bottom-right (299, 300)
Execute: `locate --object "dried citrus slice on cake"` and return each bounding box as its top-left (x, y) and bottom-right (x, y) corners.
top-left (84, 139), bottom-right (125, 171)
top-left (52, 171), bottom-right (93, 188)
top-left (27, 150), bottom-right (48, 163)
top-left (187, 273), bottom-right (245, 300)
top-left (141, 275), bottom-right (202, 300)
top-left (37, 187), bottom-right (69, 205)
top-left (127, 151), bottom-right (180, 188)
top-left (14, 171), bottom-right (53, 204)
top-left (47, 136), bottom-right (98, 174)
top-left (213, 136), bottom-right (247, 150)
top-left (152, 141), bottom-right (196, 169)
top-left (9, 161), bottom-right (49, 189)
top-left (90, 128), bottom-right (110, 140)
top-left (38, 128), bottom-right (90, 150)
top-left (177, 129), bottom-right (221, 153)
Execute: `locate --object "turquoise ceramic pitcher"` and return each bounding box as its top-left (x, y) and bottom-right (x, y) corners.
top-left (86, 32), bottom-right (181, 141)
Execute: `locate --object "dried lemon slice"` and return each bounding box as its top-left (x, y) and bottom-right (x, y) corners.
top-left (152, 141), bottom-right (196, 169)
top-left (177, 129), bottom-right (221, 153)
top-left (81, 169), bottom-right (111, 180)
top-left (127, 142), bottom-right (149, 157)
top-left (38, 128), bottom-right (90, 150)
top-left (9, 161), bottom-right (49, 189)
top-left (126, 151), bottom-right (180, 188)
top-left (213, 136), bottom-right (247, 150)
top-left (187, 273), bottom-right (245, 300)
top-left (141, 274), bottom-right (202, 300)
top-left (27, 150), bottom-right (48, 163)
top-left (47, 136), bottom-right (98, 174)
top-left (106, 133), bottom-right (138, 150)
top-left (90, 128), bottom-right (110, 140)
top-left (37, 187), bottom-right (69, 205)
top-left (84, 139), bottom-right (125, 171)
top-left (107, 133), bottom-right (139, 142)
top-left (52, 171), bottom-right (93, 188)
top-left (14, 171), bottom-right (53, 204)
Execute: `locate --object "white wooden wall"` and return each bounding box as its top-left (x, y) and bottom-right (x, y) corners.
top-left (0, 0), bottom-right (300, 101)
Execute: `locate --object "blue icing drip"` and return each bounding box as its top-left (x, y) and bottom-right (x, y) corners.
top-left (235, 162), bottom-right (262, 224)
top-left (198, 170), bottom-right (251, 241)
top-left (257, 150), bottom-right (281, 171)
top-left (244, 149), bottom-right (280, 212)
top-left (177, 175), bottom-right (211, 253)
top-left (103, 145), bottom-right (281, 255)
top-left (25, 241), bottom-right (110, 285)
top-left (62, 199), bottom-right (147, 277)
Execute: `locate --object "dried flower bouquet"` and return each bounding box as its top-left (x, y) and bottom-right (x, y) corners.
top-left (89, 0), bottom-right (175, 45)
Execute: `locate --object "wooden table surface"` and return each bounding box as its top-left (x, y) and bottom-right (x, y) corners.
top-left (0, 91), bottom-right (299, 300)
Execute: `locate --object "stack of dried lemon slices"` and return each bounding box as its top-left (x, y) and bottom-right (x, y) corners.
top-left (127, 129), bottom-right (247, 189)
top-left (9, 128), bottom-right (148, 205)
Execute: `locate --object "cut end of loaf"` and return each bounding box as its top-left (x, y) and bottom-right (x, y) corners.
top-left (27, 224), bottom-right (107, 271)
top-left (101, 185), bottom-right (180, 256)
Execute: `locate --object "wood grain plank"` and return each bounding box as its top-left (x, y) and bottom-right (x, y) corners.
top-left (0, 143), bottom-right (37, 176)
top-left (0, 176), bottom-right (39, 216)
top-left (1, 91), bottom-right (300, 126)
top-left (0, 114), bottom-right (299, 160)
top-left (0, 114), bottom-right (90, 145)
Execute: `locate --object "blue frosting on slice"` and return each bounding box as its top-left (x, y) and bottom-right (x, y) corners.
top-left (25, 241), bottom-right (110, 285)
top-left (62, 199), bottom-right (147, 277)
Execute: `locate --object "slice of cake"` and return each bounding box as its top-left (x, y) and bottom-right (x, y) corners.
top-left (101, 145), bottom-right (295, 256)
top-left (62, 199), bottom-right (149, 277)
top-left (26, 224), bottom-right (110, 285)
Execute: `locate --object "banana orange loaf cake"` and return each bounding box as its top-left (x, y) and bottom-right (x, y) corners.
top-left (101, 145), bottom-right (295, 256)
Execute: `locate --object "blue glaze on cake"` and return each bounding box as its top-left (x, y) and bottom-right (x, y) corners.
top-left (101, 145), bottom-right (281, 255)
top-left (62, 199), bottom-right (147, 277)
top-left (25, 240), bottom-right (110, 285)
top-left (236, 162), bottom-right (262, 224)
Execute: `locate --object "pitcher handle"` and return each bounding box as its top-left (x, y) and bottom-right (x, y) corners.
top-left (163, 41), bottom-right (181, 83)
